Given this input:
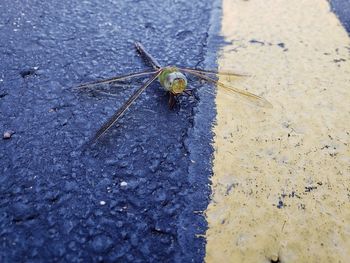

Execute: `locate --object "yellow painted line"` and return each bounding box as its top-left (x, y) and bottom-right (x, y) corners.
top-left (205, 0), bottom-right (350, 262)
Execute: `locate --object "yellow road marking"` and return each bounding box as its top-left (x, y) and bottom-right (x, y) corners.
top-left (206, 0), bottom-right (350, 262)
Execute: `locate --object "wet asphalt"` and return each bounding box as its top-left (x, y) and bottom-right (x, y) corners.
top-left (0, 0), bottom-right (219, 262)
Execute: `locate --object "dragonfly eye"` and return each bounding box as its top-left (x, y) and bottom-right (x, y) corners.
top-left (172, 78), bottom-right (186, 94)
top-left (166, 72), bottom-right (187, 94)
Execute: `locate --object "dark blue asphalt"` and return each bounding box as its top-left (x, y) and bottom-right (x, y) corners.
top-left (0, 0), bottom-right (221, 262)
top-left (331, 0), bottom-right (350, 33)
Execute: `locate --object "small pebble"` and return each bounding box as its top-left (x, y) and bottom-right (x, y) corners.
top-left (3, 130), bottom-right (14, 139)
top-left (120, 181), bottom-right (127, 187)
top-left (100, 201), bottom-right (106, 206)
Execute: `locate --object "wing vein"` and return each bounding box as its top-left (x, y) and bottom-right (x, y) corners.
top-left (181, 69), bottom-right (272, 108)
top-left (77, 70), bottom-right (158, 90)
top-left (85, 70), bottom-right (162, 147)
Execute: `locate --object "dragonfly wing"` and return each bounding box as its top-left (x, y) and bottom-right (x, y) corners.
top-left (77, 70), bottom-right (158, 90)
top-left (86, 70), bottom-right (162, 146)
top-left (179, 67), bottom-right (249, 78)
top-left (182, 69), bottom-right (272, 108)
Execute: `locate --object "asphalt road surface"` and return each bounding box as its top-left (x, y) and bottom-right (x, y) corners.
top-left (0, 0), bottom-right (349, 262)
top-left (0, 0), bottom-right (219, 262)
top-left (331, 0), bottom-right (350, 32)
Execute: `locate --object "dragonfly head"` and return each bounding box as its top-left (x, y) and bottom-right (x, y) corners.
top-left (162, 70), bottom-right (187, 95)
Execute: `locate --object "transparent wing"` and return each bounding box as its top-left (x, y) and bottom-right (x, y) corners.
top-left (178, 67), bottom-right (249, 78)
top-left (180, 68), bottom-right (272, 108)
top-left (77, 70), bottom-right (158, 90)
top-left (84, 70), bottom-right (162, 147)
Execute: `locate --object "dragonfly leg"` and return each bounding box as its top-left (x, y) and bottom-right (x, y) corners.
top-left (183, 90), bottom-right (192, 96)
top-left (168, 93), bottom-right (177, 109)
top-left (184, 87), bottom-right (199, 101)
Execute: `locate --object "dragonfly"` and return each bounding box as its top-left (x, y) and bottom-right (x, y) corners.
top-left (77, 41), bottom-right (272, 146)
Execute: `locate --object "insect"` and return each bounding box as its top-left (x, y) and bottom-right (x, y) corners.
top-left (78, 42), bottom-right (271, 146)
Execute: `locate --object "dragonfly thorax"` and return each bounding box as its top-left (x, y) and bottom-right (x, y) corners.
top-left (159, 67), bottom-right (187, 95)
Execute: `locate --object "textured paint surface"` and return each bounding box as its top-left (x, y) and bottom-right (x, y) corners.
top-left (206, 0), bottom-right (350, 262)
